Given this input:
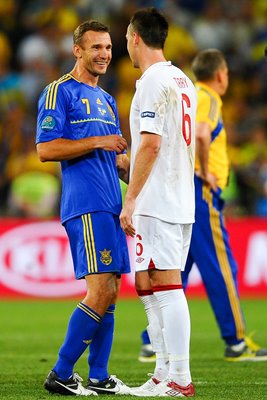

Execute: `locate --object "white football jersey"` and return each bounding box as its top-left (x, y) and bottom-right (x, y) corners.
top-left (130, 61), bottom-right (197, 223)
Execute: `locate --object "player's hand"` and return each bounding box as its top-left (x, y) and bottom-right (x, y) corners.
top-left (100, 135), bottom-right (128, 153)
top-left (205, 172), bottom-right (218, 192)
top-left (120, 199), bottom-right (136, 237)
top-left (196, 170), bottom-right (218, 192)
top-left (116, 154), bottom-right (130, 183)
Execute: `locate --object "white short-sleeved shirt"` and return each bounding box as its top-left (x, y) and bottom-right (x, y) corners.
top-left (130, 61), bottom-right (197, 223)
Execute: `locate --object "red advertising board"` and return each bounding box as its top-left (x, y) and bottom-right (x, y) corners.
top-left (186, 217), bottom-right (267, 297)
top-left (0, 218), bottom-right (266, 299)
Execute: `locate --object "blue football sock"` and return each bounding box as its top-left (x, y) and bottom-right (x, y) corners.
top-left (53, 302), bottom-right (102, 380)
top-left (88, 304), bottom-right (115, 380)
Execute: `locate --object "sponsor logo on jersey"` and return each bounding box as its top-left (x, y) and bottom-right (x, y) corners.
top-left (100, 249), bottom-right (112, 265)
top-left (141, 111), bottom-right (155, 118)
top-left (136, 257), bottom-right (144, 263)
top-left (41, 115), bottom-right (56, 130)
top-left (96, 98), bottom-right (103, 105)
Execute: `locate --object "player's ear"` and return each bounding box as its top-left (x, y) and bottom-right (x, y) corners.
top-left (216, 68), bottom-right (224, 84)
top-left (73, 44), bottom-right (82, 59)
top-left (133, 32), bottom-right (140, 46)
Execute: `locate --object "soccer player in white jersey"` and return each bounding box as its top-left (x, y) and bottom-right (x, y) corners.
top-left (120, 7), bottom-right (197, 398)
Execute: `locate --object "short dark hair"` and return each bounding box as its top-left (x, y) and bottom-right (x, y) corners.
top-left (73, 20), bottom-right (110, 45)
top-left (192, 49), bottom-right (226, 81)
top-left (130, 7), bottom-right (168, 49)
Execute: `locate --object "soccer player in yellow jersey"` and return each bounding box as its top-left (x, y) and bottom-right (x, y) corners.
top-left (182, 48), bottom-right (267, 361)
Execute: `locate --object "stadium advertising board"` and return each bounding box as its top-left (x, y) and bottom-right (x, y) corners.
top-left (0, 218), bottom-right (266, 298)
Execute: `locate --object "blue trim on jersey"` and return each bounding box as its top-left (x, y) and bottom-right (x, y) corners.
top-left (36, 75), bottom-right (123, 223)
top-left (211, 120), bottom-right (223, 142)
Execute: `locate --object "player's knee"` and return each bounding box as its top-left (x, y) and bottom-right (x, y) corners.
top-left (96, 283), bottom-right (116, 303)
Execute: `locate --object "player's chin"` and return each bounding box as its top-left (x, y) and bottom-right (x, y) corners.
top-left (95, 65), bottom-right (108, 75)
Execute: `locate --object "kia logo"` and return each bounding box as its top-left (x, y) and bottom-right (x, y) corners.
top-left (0, 221), bottom-right (85, 297)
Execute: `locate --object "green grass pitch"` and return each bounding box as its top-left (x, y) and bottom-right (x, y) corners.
top-left (0, 298), bottom-right (267, 399)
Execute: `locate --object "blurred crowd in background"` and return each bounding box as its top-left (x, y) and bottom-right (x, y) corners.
top-left (1, 0), bottom-right (267, 218)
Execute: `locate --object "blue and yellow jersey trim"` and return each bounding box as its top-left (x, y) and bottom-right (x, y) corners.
top-left (44, 74), bottom-right (117, 127)
top-left (195, 82), bottom-right (229, 190)
top-left (81, 213), bottom-right (98, 273)
top-left (70, 117), bottom-right (116, 126)
top-left (45, 74), bottom-right (72, 110)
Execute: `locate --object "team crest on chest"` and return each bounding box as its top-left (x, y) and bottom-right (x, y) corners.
top-left (100, 248), bottom-right (112, 265)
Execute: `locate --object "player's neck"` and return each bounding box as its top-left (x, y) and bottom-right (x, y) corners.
top-left (69, 64), bottom-right (99, 87)
top-left (139, 49), bottom-right (166, 74)
top-left (200, 80), bottom-right (223, 97)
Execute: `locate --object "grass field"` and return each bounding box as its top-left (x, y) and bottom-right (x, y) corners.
top-left (0, 297), bottom-right (267, 400)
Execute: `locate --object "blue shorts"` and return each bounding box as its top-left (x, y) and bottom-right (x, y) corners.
top-left (64, 212), bottom-right (131, 279)
top-left (182, 176), bottom-right (245, 344)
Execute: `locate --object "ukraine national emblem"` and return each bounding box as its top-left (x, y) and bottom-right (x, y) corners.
top-left (100, 249), bottom-right (112, 265)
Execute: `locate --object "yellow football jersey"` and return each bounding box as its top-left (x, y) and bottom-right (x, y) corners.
top-left (195, 82), bottom-right (229, 190)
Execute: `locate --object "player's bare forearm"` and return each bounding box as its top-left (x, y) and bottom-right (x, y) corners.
top-left (37, 135), bottom-right (127, 162)
top-left (120, 133), bottom-right (161, 236)
top-left (195, 122), bottom-right (211, 180)
top-left (195, 122), bottom-right (218, 190)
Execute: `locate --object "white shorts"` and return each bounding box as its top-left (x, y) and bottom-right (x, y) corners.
top-left (131, 215), bottom-right (192, 272)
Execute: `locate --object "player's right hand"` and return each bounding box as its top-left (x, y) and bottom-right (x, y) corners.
top-left (100, 135), bottom-right (128, 153)
top-left (196, 170), bottom-right (218, 192)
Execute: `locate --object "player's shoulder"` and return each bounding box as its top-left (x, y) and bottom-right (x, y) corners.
top-left (99, 87), bottom-right (117, 108)
top-left (41, 74), bottom-right (74, 98)
top-left (196, 83), bottom-right (220, 121)
top-left (197, 86), bottom-right (218, 115)
top-left (196, 82), bottom-right (218, 104)
top-left (99, 86), bottom-right (114, 100)
top-left (40, 74), bottom-right (76, 109)
top-left (139, 64), bottom-right (165, 89)
top-left (48, 73), bottom-right (74, 89)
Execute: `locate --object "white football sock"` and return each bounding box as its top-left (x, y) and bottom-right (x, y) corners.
top-left (153, 288), bottom-right (191, 386)
top-left (140, 294), bottom-right (169, 379)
